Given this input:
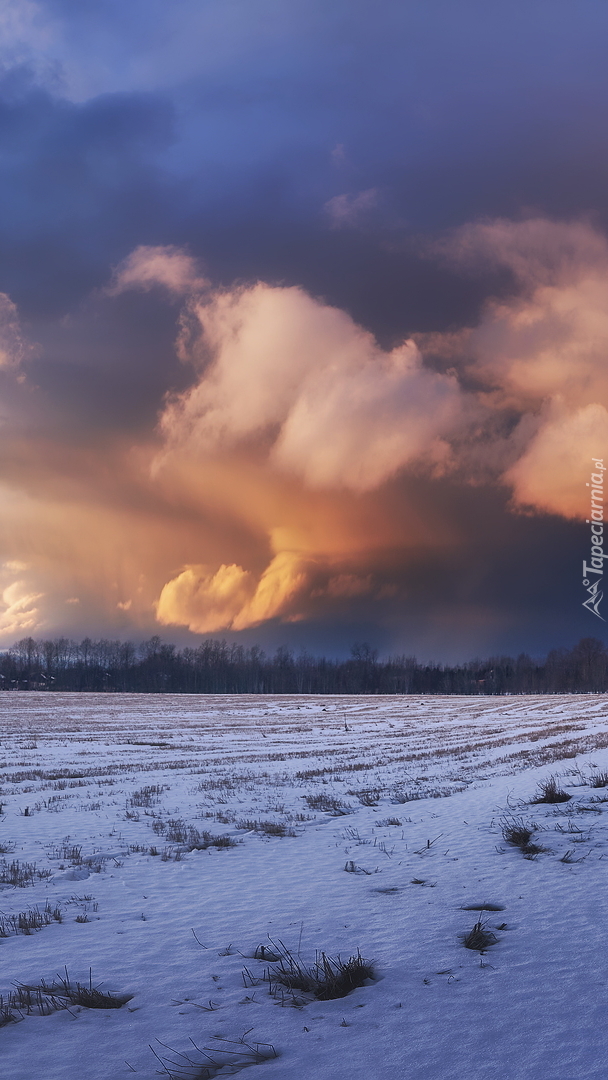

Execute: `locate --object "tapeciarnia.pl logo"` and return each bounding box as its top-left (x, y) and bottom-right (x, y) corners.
top-left (582, 457), bottom-right (605, 620)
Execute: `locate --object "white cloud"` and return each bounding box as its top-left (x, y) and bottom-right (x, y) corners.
top-left (107, 246), bottom-right (207, 297)
top-left (160, 282), bottom-right (463, 491)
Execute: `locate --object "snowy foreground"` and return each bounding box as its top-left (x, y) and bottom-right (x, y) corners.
top-left (1, 694), bottom-right (608, 1080)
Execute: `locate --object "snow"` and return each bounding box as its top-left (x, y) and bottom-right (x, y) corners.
top-left (1, 692), bottom-right (608, 1079)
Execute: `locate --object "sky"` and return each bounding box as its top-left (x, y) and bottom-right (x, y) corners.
top-left (1, 0), bottom-right (608, 661)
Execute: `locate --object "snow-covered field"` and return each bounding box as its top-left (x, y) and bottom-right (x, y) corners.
top-left (1, 692), bottom-right (608, 1080)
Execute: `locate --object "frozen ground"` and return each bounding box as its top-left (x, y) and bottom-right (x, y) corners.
top-left (1, 692), bottom-right (608, 1080)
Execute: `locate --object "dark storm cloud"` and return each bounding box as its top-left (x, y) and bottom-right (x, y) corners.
top-left (3, 1), bottom-right (608, 317)
top-left (0, 68), bottom-right (175, 310)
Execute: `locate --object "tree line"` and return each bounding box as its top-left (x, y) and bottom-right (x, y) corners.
top-left (0, 635), bottom-right (607, 695)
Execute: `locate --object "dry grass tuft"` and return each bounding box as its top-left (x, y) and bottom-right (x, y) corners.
top-left (0, 859), bottom-right (52, 887)
top-left (0, 902), bottom-right (62, 938)
top-left (356, 790), bottom-right (382, 806)
top-left (152, 1034), bottom-right (277, 1079)
top-left (236, 819), bottom-right (296, 837)
top-left (501, 819), bottom-right (534, 847)
top-left (303, 793), bottom-right (352, 815)
top-left (153, 819), bottom-right (238, 850)
top-left (530, 776), bottom-right (572, 804)
top-left (462, 918), bottom-right (498, 953)
top-left (11, 970), bottom-right (131, 1015)
top-left (256, 941), bottom-right (374, 1001)
top-left (500, 817), bottom-right (546, 855)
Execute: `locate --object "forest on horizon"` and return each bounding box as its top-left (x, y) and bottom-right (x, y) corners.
top-left (1, 635), bottom-right (607, 696)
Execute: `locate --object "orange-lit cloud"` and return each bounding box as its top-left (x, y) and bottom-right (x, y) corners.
top-left (0, 562), bottom-right (43, 635)
top-left (430, 218), bottom-right (608, 516)
top-left (149, 280), bottom-right (468, 632)
top-left (150, 219), bottom-right (608, 632)
top-left (0, 218), bottom-right (607, 643)
top-left (160, 283), bottom-right (462, 491)
top-left (450, 220), bottom-right (608, 410)
top-left (504, 403), bottom-right (608, 518)
top-left (156, 562), bottom-right (254, 633)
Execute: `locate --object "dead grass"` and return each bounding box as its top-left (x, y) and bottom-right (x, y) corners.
top-left (501, 819), bottom-right (534, 847)
top-left (253, 941), bottom-right (374, 1001)
top-left (303, 793), bottom-right (352, 815)
top-left (354, 790), bottom-right (382, 806)
top-left (0, 903), bottom-right (62, 938)
top-left (500, 817), bottom-right (546, 856)
top-left (0, 994), bottom-right (20, 1027)
top-left (344, 860), bottom-right (374, 875)
top-left (530, 776), bottom-right (572, 804)
top-left (188, 832), bottom-right (238, 849)
top-left (0, 859), bottom-right (52, 886)
top-left (130, 784), bottom-right (169, 807)
top-left (559, 849), bottom-right (588, 864)
top-left (390, 790), bottom-right (423, 804)
top-left (152, 1035), bottom-right (277, 1080)
top-left (235, 819), bottom-right (296, 837)
top-left (462, 918), bottom-right (498, 953)
top-left (152, 819), bottom-right (237, 850)
top-left (11, 971), bottom-right (131, 1014)
top-left (53, 843), bottom-right (83, 865)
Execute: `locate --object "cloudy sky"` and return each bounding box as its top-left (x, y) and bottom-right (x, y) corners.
top-left (1, 0), bottom-right (608, 660)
